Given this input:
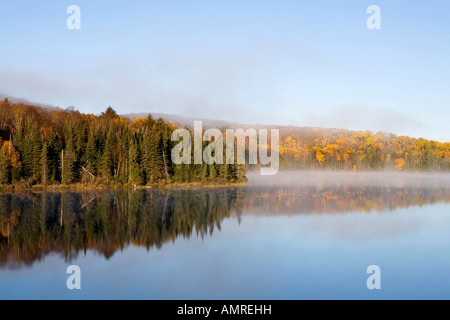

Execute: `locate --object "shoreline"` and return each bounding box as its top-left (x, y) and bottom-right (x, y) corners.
top-left (2, 169), bottom-right (450, 192)
top-left (0, 181), bottom-right (249, 192)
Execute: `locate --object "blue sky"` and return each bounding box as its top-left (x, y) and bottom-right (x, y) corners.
top-left (0, 0), bottom-right (449, 141)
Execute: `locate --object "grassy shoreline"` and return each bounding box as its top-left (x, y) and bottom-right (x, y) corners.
top-left (0, 181), bottom-right (249, 192)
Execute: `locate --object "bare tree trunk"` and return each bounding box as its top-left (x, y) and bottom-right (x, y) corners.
top-left (81, 166), bottom-right (97, 179)
top-left (61, 149), bottom-right (64, 183)
top-left (162, 149), bottom-right (170, 180)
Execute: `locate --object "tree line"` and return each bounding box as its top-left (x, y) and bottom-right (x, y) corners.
top-left (278, 127), bottom-right (450, 171)
top-left (0, 100), bottom-right (247, 186)
top-left (1, 99), bottom-right (449, 185)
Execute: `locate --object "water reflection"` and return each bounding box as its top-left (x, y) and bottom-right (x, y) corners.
top-left (244, 185), bottom-right (450, 215)
top-left (0, 189), bottom-right (246, 269)
top-left (1, 182), bottom-right (450, 269)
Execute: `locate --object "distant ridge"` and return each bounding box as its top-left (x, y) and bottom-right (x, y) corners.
top-left (124, 112), bottom-right (313, 133)
top-left (1, 93), bottom-right (447, 143)
top-left (125, 112), bottom-right (254, 130)
top-left (0, 93), bottom-right (63, 113)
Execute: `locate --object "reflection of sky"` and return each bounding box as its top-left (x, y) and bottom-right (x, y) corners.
top-left (2, 203), bottom-right (450, 299)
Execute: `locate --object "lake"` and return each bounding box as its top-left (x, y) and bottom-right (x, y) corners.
top-left (1, 171), bottom-right (450, 300)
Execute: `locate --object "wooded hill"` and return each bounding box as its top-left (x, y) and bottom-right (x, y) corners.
top-left (0, 100), bottom-right (246, 186)
top-left (127, 112), bottom-right (450, 171)
top-left (0, 99), bottom-right (449, 187)
top-left (278, 126), bottom-right (450, 171)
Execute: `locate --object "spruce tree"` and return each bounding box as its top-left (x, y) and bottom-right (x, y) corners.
top-left (47, 133), bottom-right (62, 183)
top-left (235, 164), bottom-right (247, 182)
top-left (86, 132), bottom-right (98, 175)
top-left (129, 135), bottom-right (143, 185)
top-left (101, 131), bottom-right (115, 179)
top-left (22, 126), bottom-right (42, 179)
top-left (220, 163), bottom-right (230, 182)
top-left (62, 128), bottom-right (77, 184)
top-left (143, 132), bottom-right (164, 184)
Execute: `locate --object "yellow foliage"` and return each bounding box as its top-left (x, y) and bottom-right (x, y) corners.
top-left (316, 151), bottom-right (325, 164)
top-left (1, 141), bottom-right (21, 169)
top-left (394, 158), bottom-right (406, 171)
top-left (132, 118), bottom-right (148, 127)
top-left (1, 210), bottom-right (20, 237)
top-left (343, 153), bottom-right (351, 161)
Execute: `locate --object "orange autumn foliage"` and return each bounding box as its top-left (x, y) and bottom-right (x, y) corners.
top-left (1, 141), bottom-right (21, 169)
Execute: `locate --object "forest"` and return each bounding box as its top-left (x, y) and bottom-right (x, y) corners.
top-left (0, 99), bottom-right (449, 188)
top-left (277, 126), bottom-right (450, 171)
top-left (0, 100), bottom-right (247, 186)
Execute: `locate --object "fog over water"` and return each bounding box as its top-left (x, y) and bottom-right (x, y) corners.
top-left (1, 170), bottom-right (450, 299)
top-left (248, 170), bottom-right (450, 189)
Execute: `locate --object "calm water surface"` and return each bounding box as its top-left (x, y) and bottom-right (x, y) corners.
top-left (1, 171), bottom-right (450, 299)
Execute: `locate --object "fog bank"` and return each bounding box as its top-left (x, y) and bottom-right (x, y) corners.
top-left (248, 170), bottom-right (450, 189)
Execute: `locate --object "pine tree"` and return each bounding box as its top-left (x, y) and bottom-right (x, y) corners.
top-left (128, 135), bottom-right (143, 185)
top-left (22, 126), bottom-right (42, 179)
top-left (62, 129), bottom-right (77, 184)
top-left (235, 164), bottom-right (247, 182)
top-left (143, 132), bottom-right (164, 184)
top-left (228, 164), bottom-right (237, 182)
top-left (86, 132), bottom-right (98, 175)
top-left (47, 133), bottom-right (62, 183)
top-left (101, 131), bottom-right (115, 179)
top-left (220, 163), bottom-right (230, 182)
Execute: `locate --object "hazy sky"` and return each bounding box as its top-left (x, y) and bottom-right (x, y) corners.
top-left (0, 0), bottom-right (449, 142)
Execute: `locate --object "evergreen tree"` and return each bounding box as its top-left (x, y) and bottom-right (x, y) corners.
top-left (236, 164), bottom-right (247, 182)
top-left (228, 164), bottom-right (237, 182)
top-left (129, 135), bottom-right (143, 185)
top-left (143, 132), bottom-right (164, 184)
top-left (47, 133), bottom-right (62, 183)
top-left (101, 131), bottom-right (115, 179)
top-left (22, 126), bottom-right (42, 179)
top-left (86, 131), bottom-right (98, 175)
top-left (62, 129), bottom-right (77, 184)
top-left (220, 163), bottom-right (230, 182)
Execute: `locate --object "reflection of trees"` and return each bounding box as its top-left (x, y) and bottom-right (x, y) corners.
top-left (1, 184), bottom-right (450, 268)
top-left (244, 186), bottom-right (450, 215)
top-left (0, 188), bottom-right (245, 269)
